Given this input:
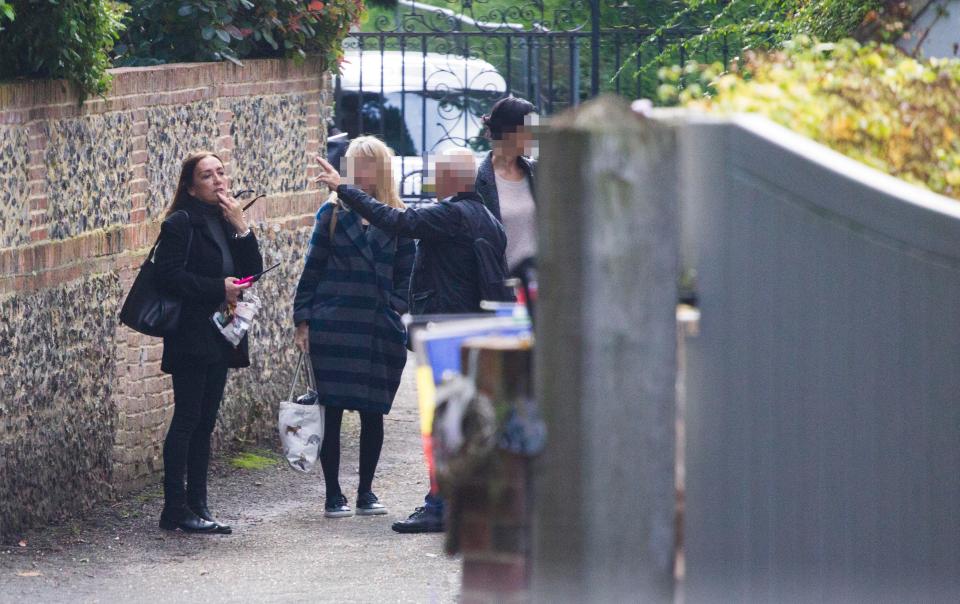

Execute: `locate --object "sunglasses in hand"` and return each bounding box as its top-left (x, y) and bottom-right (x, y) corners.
top-left (232, 189), bottom-right (267, 211)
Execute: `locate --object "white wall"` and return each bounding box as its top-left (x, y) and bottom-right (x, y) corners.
top-left (676, 113), bottom-right (960, 602)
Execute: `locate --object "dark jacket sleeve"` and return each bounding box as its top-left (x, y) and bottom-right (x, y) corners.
top-left (155, 212), bottom-right (225, 304)
top-left (293, 206), bottom-right (332, 325)
top-left (337, 185), bottom-right (461, 241)
top-left (391, 236), bottom-right (415, 315)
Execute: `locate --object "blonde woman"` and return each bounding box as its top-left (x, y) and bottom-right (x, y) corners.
top-left (293, 136), bottom-right (415, 517)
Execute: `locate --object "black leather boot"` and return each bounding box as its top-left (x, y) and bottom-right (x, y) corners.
top-left (188, 500), bottom-right (232, 534)
top-left (158, 507), bottom-right (219, 533)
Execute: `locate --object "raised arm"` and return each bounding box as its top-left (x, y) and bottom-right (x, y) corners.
top-left (313, 155), bottom-right (462, 240)
top-left (336, 185), bottom-right (461, 241)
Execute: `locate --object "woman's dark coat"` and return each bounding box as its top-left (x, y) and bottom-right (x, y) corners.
top-left (293, 200), bottom-right (415, 414)
top-left (474, 151), bottom-right (537, 222)
top-left (155, 198), bottom-right (263, 374)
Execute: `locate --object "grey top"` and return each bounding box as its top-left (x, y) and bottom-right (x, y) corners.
top-left (202, 213), bottom-right (235, 277)
top-left (495, 172), bottom-right (537, 271)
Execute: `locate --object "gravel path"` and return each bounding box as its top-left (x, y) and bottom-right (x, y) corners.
top-left (0, 355), bottom-right (461, 603)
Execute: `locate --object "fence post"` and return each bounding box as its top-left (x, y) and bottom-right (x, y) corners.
top-left (531, 96), bottom-right (679, 602)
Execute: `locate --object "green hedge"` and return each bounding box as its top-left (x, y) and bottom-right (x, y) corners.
top-left (0, 0), bottom-right (364, 100)
top-left (677, 39), bottom-right (960, 201)
top-left (115, 0), bottom-right (364, 70)
top-left (0, 0), bottom-right (127, 100)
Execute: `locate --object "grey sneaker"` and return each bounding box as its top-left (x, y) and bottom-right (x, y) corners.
top-left (356, 491), bottom-right (387, 516)
top-left (324, 493), bottom-right (354, 518)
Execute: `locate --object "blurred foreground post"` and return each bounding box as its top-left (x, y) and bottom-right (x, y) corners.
top-left (532, 96), bottom-right (679, 603)
top-left (438, 337), bottom-right (537, 603)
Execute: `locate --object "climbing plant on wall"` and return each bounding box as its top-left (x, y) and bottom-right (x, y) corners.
top-left (115, 0), bottom-right (365, 71)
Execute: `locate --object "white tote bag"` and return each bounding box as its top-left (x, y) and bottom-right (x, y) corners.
top-left (278, 352), bottom-right (325, 473)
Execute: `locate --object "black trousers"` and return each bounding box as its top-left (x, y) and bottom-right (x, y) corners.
top-left (319, 406), bottom-right (384, 500)
top-left (162, 361), bottom-right (229, 513)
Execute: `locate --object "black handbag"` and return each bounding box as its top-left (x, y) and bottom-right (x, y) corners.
top-left (119, 211), bottom-right (193, 337)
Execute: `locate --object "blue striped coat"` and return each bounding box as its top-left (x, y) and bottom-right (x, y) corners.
top-left (293, 199), bottom-right (415, 414)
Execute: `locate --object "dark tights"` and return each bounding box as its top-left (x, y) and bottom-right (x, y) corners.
top-left (319, 406), bottom-right (384, 499)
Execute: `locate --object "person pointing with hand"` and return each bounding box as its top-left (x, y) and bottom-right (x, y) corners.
top-left (315, 147), bottom-right (513, 533)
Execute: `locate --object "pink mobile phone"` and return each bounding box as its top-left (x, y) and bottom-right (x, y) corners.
top-left (236, 262), bottom-right (280, 285)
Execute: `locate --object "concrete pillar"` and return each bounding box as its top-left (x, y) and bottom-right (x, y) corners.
top-left (532, 96), bottom-right (679, 602)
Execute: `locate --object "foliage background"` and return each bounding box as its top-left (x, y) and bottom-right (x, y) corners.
top-left (0, 0), bottom-right (363, 100)
top-left (0, 0), bottom-right (127, 99)
top-left (115, 0), bottom-right (364, 71)
top-left (358, 0), bottom-right (911, 103)
top-left (628, 0), bottom-right (911, 86)
top-left (681, 39), bottom-right (960, 201)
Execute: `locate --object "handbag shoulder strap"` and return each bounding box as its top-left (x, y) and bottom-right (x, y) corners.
top-left (148, 210), bottom-right (194, 267)
top-left (288, 351), bottom-right (317, 402)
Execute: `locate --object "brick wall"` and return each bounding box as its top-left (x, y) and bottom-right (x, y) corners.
top-left (445, 341), bottom-right (536, 604)
top-left (0, 58), bottom-right (331, 538)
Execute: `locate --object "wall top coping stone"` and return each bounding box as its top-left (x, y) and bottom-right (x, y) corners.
top-left (548, 94), bottom-right (646, 132)
top-left (0, 56), bottom-right (326, 112)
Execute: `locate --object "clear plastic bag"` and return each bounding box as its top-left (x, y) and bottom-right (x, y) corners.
top-left (212, 292), bottom-right (262, 347)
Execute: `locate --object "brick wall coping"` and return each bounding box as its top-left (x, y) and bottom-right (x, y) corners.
top-left (0, 56), bottom-right (326, 115)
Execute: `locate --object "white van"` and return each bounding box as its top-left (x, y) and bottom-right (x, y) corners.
top-left (332, 49), bottom-right (507, 201)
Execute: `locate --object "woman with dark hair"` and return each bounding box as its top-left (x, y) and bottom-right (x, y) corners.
top-left (475, 95), bottom-right (538, 274)
top-left (154, 151), bottom-right (263, 534)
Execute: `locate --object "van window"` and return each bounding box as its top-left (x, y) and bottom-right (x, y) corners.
top-left (336, 90), bottom-right (498, 156)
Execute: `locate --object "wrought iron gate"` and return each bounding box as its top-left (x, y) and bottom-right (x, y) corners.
top-left (332, 0), bottom-right (711, 202)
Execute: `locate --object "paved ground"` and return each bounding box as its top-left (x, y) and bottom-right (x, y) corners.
top-left (0, 356), bottom-right (461, 603)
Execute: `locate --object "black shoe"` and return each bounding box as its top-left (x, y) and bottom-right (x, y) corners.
top-left (188, 502), bottom-right (233, 535)
top-left (158, 508), bottom-right (219, 533)
top-left (324, 493), bottom-right (354, 518)
top-left (356, 491), bottom-right (387, 516)
top-left (391, 506), bottom-right (443, 533)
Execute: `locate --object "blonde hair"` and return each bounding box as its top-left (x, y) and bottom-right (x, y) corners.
top-left (344, 135), bottom-right (404, 209)
top-left (329, 136), bottom-right (404, 241)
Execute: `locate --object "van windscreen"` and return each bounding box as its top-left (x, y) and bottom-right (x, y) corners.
top-left (336, 90), bottom-right (499, 155)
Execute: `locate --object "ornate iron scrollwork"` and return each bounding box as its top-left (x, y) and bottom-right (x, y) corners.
top-left (339, 0), bottom-right (688, 201)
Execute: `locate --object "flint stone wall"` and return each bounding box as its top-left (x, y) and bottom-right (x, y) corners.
top-left (0, 58), bottom-right (331, 538)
